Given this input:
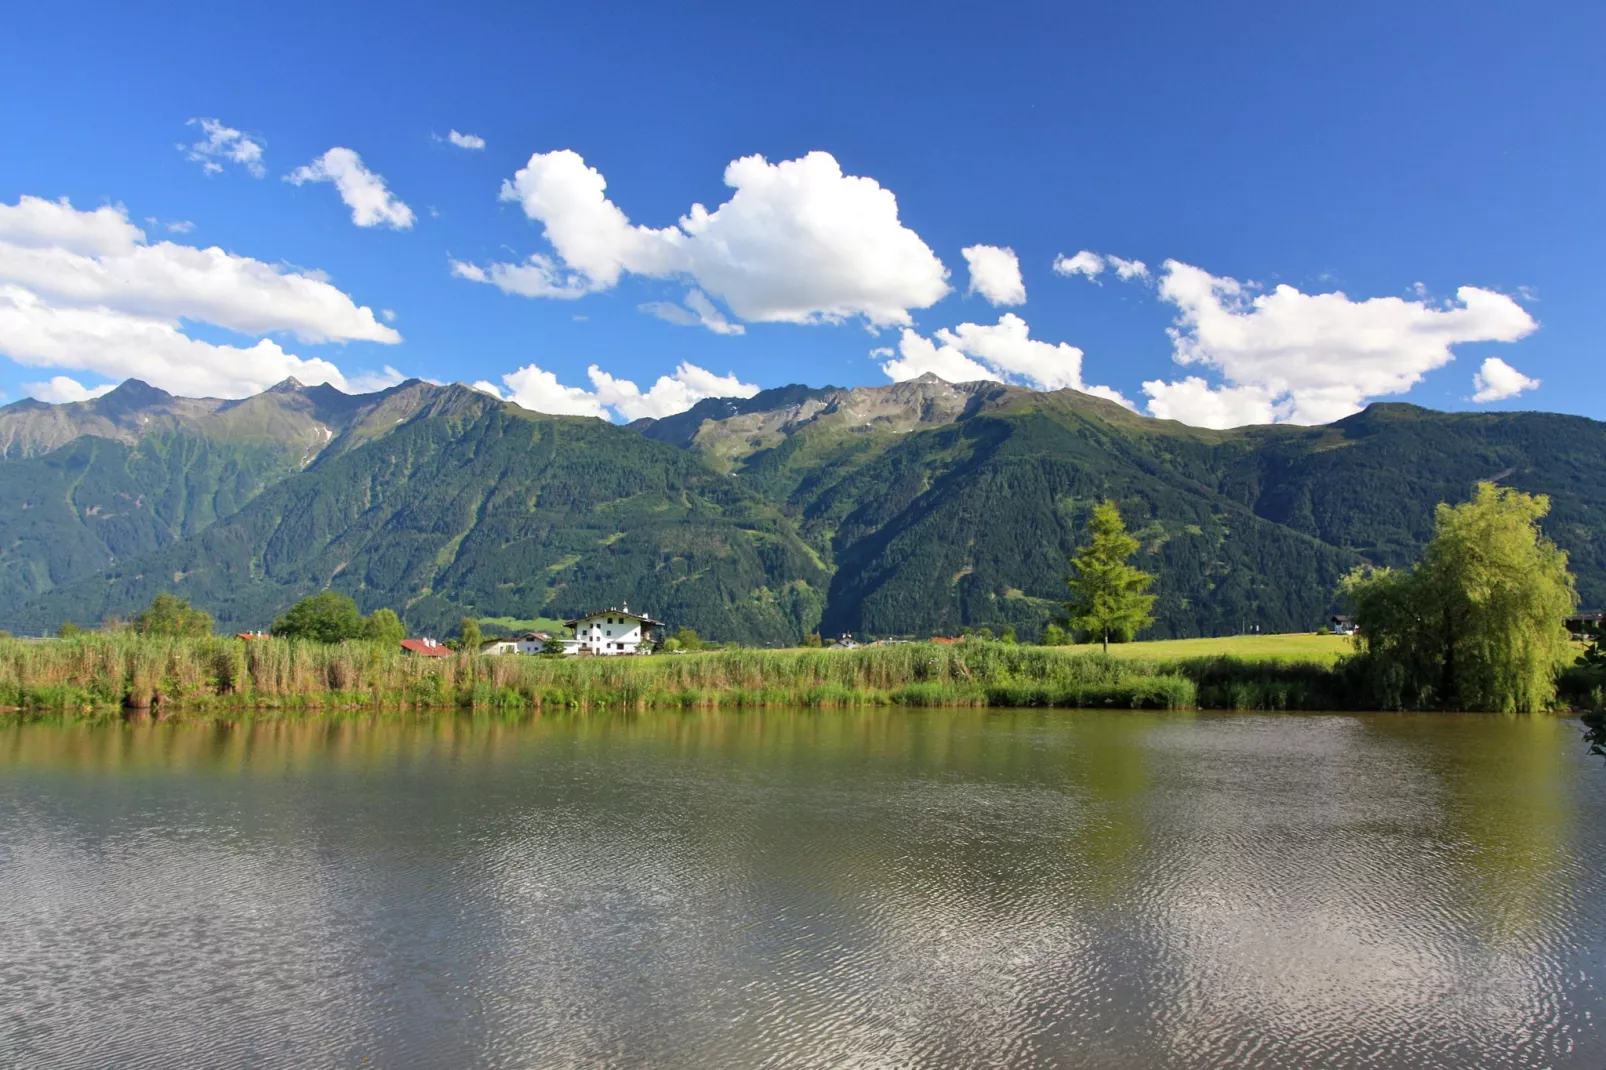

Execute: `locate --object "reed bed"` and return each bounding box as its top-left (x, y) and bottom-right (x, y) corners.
top-left (0, 636), bottom-right (1212, 719)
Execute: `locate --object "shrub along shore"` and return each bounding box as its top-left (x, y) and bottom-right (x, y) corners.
top-left (1, 634), bottom-right (1592, 721)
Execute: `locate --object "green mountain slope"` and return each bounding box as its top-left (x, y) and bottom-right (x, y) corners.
top-left (638, 380), bottom-right (1606, 640)
top-left (5, 375), bottom-right (1603, 644)
top-left (782, 398), bottom-right (1359, 639)
top-left (0, 432), bottom-right (317, 607)
top-left (11, 388), bottom-right (828, 641)
top-left (0, 376), bottom-right (482, 608)
top-left (1219, 403), bottom-right (1606, 607)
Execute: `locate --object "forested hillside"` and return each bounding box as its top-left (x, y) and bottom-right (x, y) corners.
top-left (638, 378), bottom-right (1606, 639)
top-left (0, 377), bottom-right (442, 608)
top-left (3, 375), bottom-right (1603, 642)
top-left (14, 388), bottom-right (828, 641)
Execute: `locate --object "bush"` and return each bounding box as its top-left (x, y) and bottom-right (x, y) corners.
top-left (272, 593), bottom-right (366, 644)
top-left (133, 593), bottom-right (213, 638)
top-left (363, 609), bottom-right (406, 646)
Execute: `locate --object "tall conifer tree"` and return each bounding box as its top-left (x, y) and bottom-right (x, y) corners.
top-left (1064, 500), bottom-right (1156, 653)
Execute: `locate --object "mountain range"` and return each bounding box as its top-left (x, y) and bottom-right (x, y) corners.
top-left (1, 374), bottom-right (1601, 641)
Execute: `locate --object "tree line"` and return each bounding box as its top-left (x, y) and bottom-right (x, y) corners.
top-left (1060, 483), bottom-right (1590, 713)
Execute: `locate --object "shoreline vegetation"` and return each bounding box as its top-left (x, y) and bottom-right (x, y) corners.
top-left (0, 633), bottom-right (1460, 721)
top-left (2, 633), bottom-right (1597, 723)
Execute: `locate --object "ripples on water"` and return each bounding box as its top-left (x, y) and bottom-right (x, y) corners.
top-left (0, 710), bottom-right (1602, 1068)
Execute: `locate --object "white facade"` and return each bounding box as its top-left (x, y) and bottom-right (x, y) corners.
top-left (565, 606), bottom-right (663, 656)
top-left (480, 633), bottom-right (584, 656)
top-left (482, 637), bottom-right (546, 655)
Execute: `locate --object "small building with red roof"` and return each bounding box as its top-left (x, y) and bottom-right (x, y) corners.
top-left (400, 637), bottom-right (452, 657)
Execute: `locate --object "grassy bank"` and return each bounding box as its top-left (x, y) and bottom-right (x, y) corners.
top-left (1060, 633), bottom-right (1354, 666)
top-left (3, 633), bottom-right (1522, 721)
top-left (0, 636), bottom-right (1210, 719)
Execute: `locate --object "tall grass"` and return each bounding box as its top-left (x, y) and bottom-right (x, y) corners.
top-left (0, 636), bottom-right (1210, 719)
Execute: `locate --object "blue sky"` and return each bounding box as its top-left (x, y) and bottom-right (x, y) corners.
top-left (0, 0), bottom-right (1599, 427)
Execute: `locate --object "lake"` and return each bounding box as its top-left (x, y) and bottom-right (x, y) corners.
top-left (1, 709), bottom-right (1603, 1068)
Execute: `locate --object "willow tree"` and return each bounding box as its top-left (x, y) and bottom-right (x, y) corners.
top-left (1343, 482), bottom-right (1576, 712)
top-left (1065, 500), bottom-right (1156, 653)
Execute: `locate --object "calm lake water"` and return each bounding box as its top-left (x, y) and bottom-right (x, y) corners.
top-left (1, 709), bottom-right (1604, 1069)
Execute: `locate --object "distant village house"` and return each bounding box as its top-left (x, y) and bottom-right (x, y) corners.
top-left (401, 637), bottom-right (452, 657)
top-left (479, 631), bottom-right (565, 656)
top-left (1567, 611), bottom-right (1603, 641)
top-left (565, 605), bottom-right (664, 656)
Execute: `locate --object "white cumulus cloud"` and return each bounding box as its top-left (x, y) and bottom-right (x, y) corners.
top-left (1140, 260), bottom-right (1538, 428)
top-left (447, 130), bottom-right (485, 150)
top-left (880, 329), bottom-right (999, 385)
top-left (589, 362), bottom-right (758, 420)
top-left (1142, 378), bottom-right (1280, 428)
top-left (286, 148), bottom-right (415, 230)
top-left (0, 196), bottom-right (398, 342)
top-left (881, 313), bottom-right (1131, 407)
top-left (1053, 250), bottom-right (1105, 279)
top-left (23, 375), bottom-right (117, 403)
top-left (472, 364), bottom-right (607, 417)
top-left (449, 254), bottom-right (587, 299)
top-left (183, 118), bottom-right (265, 177)
top-left (0, 196), bottom-right (143, 256)
top-left (1108, 255), bottom-right (1149, 280)
top-left (456, 148), bottom-right (949, 330)
top-left (1470, 356), bottom-right (1540, 403)
top-left (0, 195), bottom-right (400, 399)
top-left (1053, 250), bottom-right (1148, 282)
top-left (473, 360), bottom-right (757, 421)
top-left (962, 245), bottom-right (1026, 306)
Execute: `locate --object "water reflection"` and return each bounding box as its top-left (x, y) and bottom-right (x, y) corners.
top-left (0, 710), bottom-right (1603, 1068)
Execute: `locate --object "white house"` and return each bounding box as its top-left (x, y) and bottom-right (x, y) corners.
top-left (564, 604), bottom-right (665, 656)
top-left (479, 631), bottom-right (575, 656)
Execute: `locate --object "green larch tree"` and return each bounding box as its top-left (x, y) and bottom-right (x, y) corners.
top-left (1064, 500), bottom-right (1156, 654)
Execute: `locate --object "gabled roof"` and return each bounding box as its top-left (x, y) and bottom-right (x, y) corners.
top-left (564, 606), bottom-right (666, 628)
top-left (400, 638), bottom-right (452, 656)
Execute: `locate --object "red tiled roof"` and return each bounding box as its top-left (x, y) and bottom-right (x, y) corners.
top-left (400, 638), bottom-right (452, 656)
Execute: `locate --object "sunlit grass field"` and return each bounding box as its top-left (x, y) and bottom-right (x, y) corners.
top-left (1060, 633), bottom-right (1356, 666)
